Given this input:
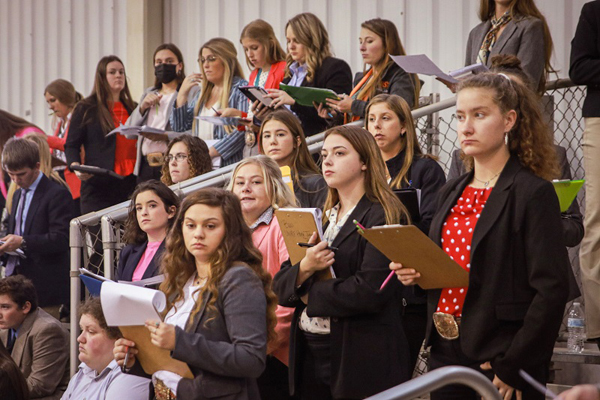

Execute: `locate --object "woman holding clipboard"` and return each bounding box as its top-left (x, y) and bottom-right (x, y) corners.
top-left (273, 125), bottom-right (411, 399)
top-left (114, 188), bottom-right (277, 399)
top-left (391, 73), bottom-right (569, 399)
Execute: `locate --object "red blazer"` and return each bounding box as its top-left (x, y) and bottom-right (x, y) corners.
top-left (248, 61), bottom-right (286, 89)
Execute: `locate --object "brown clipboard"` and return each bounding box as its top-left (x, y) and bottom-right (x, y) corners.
top-left (358, 225), bottom-right (469, 289)
top-left (119, 325), bottom-right (194, 379)
top-left (274, 209), bottom-right (332, 280)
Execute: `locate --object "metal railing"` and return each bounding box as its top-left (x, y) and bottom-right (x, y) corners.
top-left (68, 80), bottom-right (586, 380)
top-left (366, 366), bottom-right (502, 400)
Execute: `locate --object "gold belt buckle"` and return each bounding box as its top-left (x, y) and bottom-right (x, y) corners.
top-left (146, 152), bottom-right (164, 167)
top-left (433, 312), bottom-right (460, 340)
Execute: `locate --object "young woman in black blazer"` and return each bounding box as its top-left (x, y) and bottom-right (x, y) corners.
top-left (273, 125), bottom-right (411, 399)
top-left (392, 73), bottom-right (570, 400)
top-left (265, 13), bottom-right (352, 137)
top-left (365, 93), bottom-right (446, 372)
top-left (258, 110), bottom-right (327, 209)
top-left (325, 18), bottom-right (420, 124)
top-left (65, 55), bottom-right (138, 214)
top-left (115, 180), bottom-right (179, 282)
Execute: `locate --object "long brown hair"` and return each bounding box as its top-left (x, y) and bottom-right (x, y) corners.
top-left (478, 0), bottom-right (555, 92)
top-left (457, 72), bottom-right (559, 180)
top-left (240, 19), bottom-right (286, 70)
top-left (193, 38), bottom-right (245, 132)
top-left (258, 110), bottom-right (321, 187)
top-left (0, 344), bottom-right (28, 400)
top-left (44, 79), bottom-right (83, 109)
top-left (160, 135), bottom-right (212, 186)
top-left (77, 55), bottom-right (136, 135)
top-left (122, 180), bottom-right (181, 245)
top-left (159, 188), bottom-right (278, 345)
top-left (152, 43), bottom-right (186, 89)
top-left (322, 125), bottom-right (408, 224)
top-left (284, 13), bottom-right (332, 83)
top-left (365, 94), bottom-right (423, 188)
top-left (0, 110), bottom-right (43, 150)
top-left (359, 19), bottom-right (420, 108)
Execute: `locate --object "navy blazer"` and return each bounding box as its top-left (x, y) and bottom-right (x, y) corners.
top-left (284, 56), bottom-right (352, 137)
top-left (273, 195), bottom-right (410, 398)
top-left (426, 156), bottom-right (570, 390)
top-left (7, 174), bottom-right (74, 307)
top-left (115, 240), bottom-right (165, 281)
top-left (129, 265), bottom-right (267, 400)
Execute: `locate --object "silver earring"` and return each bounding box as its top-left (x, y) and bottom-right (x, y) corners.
top-left (505, 132), bottom-right (509, 145)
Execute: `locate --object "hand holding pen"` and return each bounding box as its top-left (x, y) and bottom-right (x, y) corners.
top-left (113, 338), bottom-right (137, 372)
top-left (299, 232), bottom-right (335, 275)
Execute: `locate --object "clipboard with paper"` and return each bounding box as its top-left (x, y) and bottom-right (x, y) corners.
top-left (100, 281), bottom-right (193, 378)
top-left (357, 225), bottom-right (469, 289)
top-left (275, 208), bottom-right (335, 280)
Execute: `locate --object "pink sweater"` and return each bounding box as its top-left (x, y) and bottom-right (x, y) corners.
top-left (252, 215), bottom-right (293, 366)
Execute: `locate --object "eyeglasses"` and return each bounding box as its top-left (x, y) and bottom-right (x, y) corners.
top-left (165, 153), bottom-right (189, 163)
top-left (198, 56), bottom-right (218, 64)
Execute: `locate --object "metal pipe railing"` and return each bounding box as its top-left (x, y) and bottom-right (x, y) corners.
top-left (366, 366), bottom-right (502, 400)
top-left (68, 219), bottom-right (84, 375)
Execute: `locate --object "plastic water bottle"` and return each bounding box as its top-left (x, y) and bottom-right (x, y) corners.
top-left (567, 302), bottom-right (586, 353)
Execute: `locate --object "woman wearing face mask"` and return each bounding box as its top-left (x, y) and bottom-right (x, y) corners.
top-left (273, 125), bottom-right (411, 399)
top-left (44, 79), bottom-right (83, 207)
top-left (115, 180), bottom-right (179, 282)
top-left (65, 55), bottom-right (138, 214)
top-left (228, 155), bottom-right (296, 400)
top-left (324, 19), bottom-right (420, 124)
top-left (258, 110), bottom-right (327, 209)
top-left (265, 13), bottom-right (353, 137)
top-left (127, 44), bottom-right (186, 183)
top-left (239, 19), bottom-right (287, 157)
top-left (171, 38), bottom-right (249, 167)
top-left (160, 135), bottom-right (212, 186)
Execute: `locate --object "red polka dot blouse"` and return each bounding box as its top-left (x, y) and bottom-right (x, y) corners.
top-left (436, 185), bottom-right (493, 317)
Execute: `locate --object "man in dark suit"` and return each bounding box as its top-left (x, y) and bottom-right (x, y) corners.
top-left (0, 275), bottom-right (69, 399)
top-left (0, 138), bottom-right (74, 313)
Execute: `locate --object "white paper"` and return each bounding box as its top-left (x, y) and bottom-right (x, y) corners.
top-left (107, 125), bottom-right (168, 140)
top-left (389, 54), bottom-right (487, 84)
top-left (101, 281), bottom-right (166, 326)
top-left (248, 87), bottom-right (273, 107)
top-left (203, 139), bottom-right (221, 169)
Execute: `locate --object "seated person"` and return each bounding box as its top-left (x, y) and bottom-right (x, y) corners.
top-left (62, 297), bottom-right (149, 399)
top-left (0, 275), bottom-right (69, 399)
top-left (160, 135), bottom-right (212, 186)
top-left (116, 180), bottom-right (180, 282)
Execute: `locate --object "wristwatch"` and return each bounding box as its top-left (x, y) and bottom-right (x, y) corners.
top-left (20, 238), bottom-right (27, 252)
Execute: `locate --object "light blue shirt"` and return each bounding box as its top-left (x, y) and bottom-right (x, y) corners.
top-left (17, 171), bottom-right (43, 235)
top-left (288, 62), bottom-right (308, 87)
top-left (61, 360), bottom-right (150, 400)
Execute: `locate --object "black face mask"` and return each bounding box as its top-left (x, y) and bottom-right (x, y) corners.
top-left (155, 63), bottom-right (178, 84)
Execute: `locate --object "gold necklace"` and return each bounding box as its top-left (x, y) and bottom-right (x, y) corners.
top-left (194, 274), bottom-right (208, 286)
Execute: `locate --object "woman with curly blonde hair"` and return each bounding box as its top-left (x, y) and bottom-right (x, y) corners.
top-left (391, 72), bottom-right (569, 399)
top-left (114, 188), bottom-right (278, 399)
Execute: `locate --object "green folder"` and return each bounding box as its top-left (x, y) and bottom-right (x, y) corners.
top-left (552, 179), bottom-right (585, 212)
top-left (279, 84), bottom-right (340, 107)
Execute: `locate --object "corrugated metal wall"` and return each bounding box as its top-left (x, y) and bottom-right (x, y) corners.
top-left (0, 0), bottom-right (590, 133)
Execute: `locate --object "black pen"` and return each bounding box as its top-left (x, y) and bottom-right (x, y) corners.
top-left (297, 242), bottom-right (338, 251)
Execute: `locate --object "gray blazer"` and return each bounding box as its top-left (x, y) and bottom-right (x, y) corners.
top-left (465, 16), bottom-right (546, 88)
top-left (127, 265), bottom-right (267, 399)
top-left (126, 86), bottom-right (182, 176)
top-left (0, 308), bottom-right (70, 400)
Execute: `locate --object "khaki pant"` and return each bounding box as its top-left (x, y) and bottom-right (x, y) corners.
top-left (580, 117), bottom-right (600, 337)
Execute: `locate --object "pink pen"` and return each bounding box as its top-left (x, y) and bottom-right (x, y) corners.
top-left (380, 271), bottom-right (396, 290)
